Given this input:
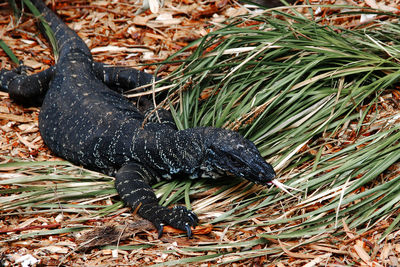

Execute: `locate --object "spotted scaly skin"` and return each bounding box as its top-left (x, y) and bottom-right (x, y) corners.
top-left (0, 0), bottom-right (276, 238)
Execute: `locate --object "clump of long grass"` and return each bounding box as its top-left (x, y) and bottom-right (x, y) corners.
top-left (149, 8), bottom-right (400, 241)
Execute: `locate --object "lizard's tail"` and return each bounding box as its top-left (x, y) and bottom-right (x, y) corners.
top-left (30, 0), bottom-right (92, 61)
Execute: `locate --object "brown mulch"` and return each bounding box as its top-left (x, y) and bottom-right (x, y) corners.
top-left (1, 0), bottom-right (400, 266)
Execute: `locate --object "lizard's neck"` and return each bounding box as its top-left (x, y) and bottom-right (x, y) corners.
top-left (174, 127), bottom-right (229, 179)
top-left (131, 125), bottom-right (206, 176)
top-left (172, 128), bottom-right (206, 175)
top-left (131, 126), bottom-right (233, 179)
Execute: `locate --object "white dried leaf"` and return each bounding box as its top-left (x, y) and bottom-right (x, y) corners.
top-left (360, 14), bottom-right (377, 24)
top-left (15, 254), bottom-right (39, 267)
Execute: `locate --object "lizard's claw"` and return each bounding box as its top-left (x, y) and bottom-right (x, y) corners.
top-left (157, 223), bottom-right (164, 239)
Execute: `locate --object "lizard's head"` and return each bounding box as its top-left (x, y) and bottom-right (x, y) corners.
top-left (202, 128), bottom-right (275, 185)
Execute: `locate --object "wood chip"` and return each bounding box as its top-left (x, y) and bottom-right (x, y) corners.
top-left (0, 113), bottom-right (32, 123)
top-left (16, 132), bottom-right (38, 149)
top-left (23, 59), bottom-right (43, 69)
top-left (133, 14), bottom-right (157, 25)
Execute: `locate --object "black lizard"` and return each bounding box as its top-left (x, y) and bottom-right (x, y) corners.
top-left (0, 0), bottom-right (276, 238)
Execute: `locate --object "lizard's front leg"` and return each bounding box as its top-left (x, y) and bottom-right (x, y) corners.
top-left (115, 162), bottom-right (198, 238)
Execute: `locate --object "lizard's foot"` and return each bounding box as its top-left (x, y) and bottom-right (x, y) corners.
top-left (139, 204), bottom-right (198, 238)
top-left (13, 64), bottom-right (33, 74)
top-left (115, 163), bottom-right (197, 238)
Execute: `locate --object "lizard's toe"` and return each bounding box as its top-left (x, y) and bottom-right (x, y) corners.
top-left (170, 206), bottom-right (198, 228)
top-left (185, 223), bottom-right (192, 238)
top-left (15, 64), bottom-right (33, 74)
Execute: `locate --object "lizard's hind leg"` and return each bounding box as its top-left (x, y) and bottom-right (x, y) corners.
top-left (92, 62), bottom-right (155, 94)
top-left (115, 162), bottom-right (198, 238)
top-left (0, 66), bottom-right (54, 106)
top-left (92, 62), bottom-right (176, 128)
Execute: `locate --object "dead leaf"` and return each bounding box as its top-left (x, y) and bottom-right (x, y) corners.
top-left (303, 253), bottom-right (332, 267)
top-left (365, 0), bottom-right (379, 9)
top-left (342, 218), bottom-right (355, 239)
top-left (278, 240), bottom-right (315, 259)
top-left (162, 224), bottom-right (213, 235)
top-left (354, 243), bottom-right (373, 266)
top-left (39, 245), bottom-right (69, 254)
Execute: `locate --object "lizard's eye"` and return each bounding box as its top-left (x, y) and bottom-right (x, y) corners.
top-left (227, 154), bottom-right (241, 166)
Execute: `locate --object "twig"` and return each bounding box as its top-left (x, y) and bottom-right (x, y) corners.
top-left (0, 223), bottom-right (60, 234)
